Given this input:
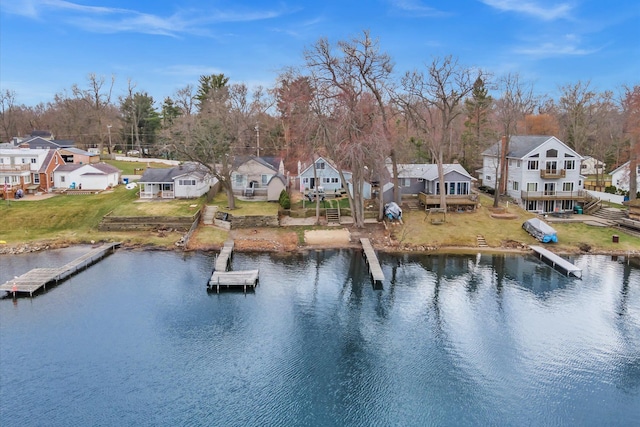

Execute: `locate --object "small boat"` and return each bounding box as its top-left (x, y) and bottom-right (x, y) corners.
top-left (522, 218), bottom-right (558, 243)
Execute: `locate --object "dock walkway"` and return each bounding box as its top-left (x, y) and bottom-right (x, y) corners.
top-left (530, 245), bottom-right (582, 278)
top-left (207, 240), bottom-right (259, 293)
top-left (215, 240), bottom-right (234, 272)
top-left (360, 238), bottom-right (385, 284)
top-left (0, 243), bottom-right (121, 297)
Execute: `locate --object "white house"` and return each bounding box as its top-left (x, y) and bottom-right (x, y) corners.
top-left (138, 162), bottom-right (214, 199)
top-left (298, 156), bottom-right (371, 198)
top-left (0, 148), bottom-right (64, 195)
top-left (580, 156), bottom-right (605, 175)
top-left (610, 161), bottom-right (640, 194)
top-left (482, 135), bottom-right (588, 213)
top-left (231, 156), bottom-right (286, 201)
top-left (53, 163), bottom-right (121, 190)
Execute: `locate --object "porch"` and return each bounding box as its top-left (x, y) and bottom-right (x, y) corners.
top-left (418, 193), bottom-right (479, 210)
top-left (139, 183), bottom-right (175, 199)
top-left (520, 190), bottom-right (589, 201)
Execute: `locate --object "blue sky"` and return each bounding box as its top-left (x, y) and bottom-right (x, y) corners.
top-left (1, 0), bottom-right (638, 106)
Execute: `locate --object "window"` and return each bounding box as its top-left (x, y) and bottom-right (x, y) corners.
top-left (457, 182), bottom-right (469, 194)
top-left (449, 182), bottom-right (455, 195)
top-left (303, 177), bottom-right (309, 184)
top-left (563, 182), bottom-right (574, 192)
top-left (30, 158), bottom-right (36, 164)
top-left (24, 175), bottom-right (30, 184)
top-left (323, 177), bottom-right (330, 184)
top-left (331, 177), bottom-right (338, 184)
top-left (179, 179), bottom-right (195, 185)
top-left (61, 176), bottom-right (66, 183)
top-left (527, 200), bottom-right (538, 211)
top-left (546, 149), bottom-right (558, 157)
top-left (485, 175), bottom-right (491, 181)
top-left (317, 161), bottom-right (325, 170)
top-left (581, 164), bottom-right (587, 169)
top-left (34, 174), bottom-right (40, 184)
top-left (527, 160), bottom-right (538, 170)
top-left (22, 158), bottom-right (27, 164)
top-left (564, 160), bottom-right (575, 170)
top-left (545, 161), bottom-right (557, 172)
top-left (402, 178), bottom-right (411, 187)
top-left (527, 182), bottom-right (537, 192)
top-left (235, 174), bottom-right (244, 186)
top-left (261, 174), bottom-right (269, 185)
top-left (516, 160), bottom-right (522, 168)
top-left (513, 181), bottom-right (519, 191)
top-left (11, 176), bottom-right (19, 183)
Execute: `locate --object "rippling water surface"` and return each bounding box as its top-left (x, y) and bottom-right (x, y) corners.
top-left (1, 249), bottom-right (639, 426)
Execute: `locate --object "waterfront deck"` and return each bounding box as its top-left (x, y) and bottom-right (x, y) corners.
top-left (529, 245), bottom-right (582, 278)
top-left (360, 238), bottom-right (385, 284)
top-left (208, 270), bottom-right (260, 293)
top-left (0, 243), bottom-right (121, 297)
top-left (215, 240), bottom-right (234, 272)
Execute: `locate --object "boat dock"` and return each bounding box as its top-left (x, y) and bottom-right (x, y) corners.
top-left (207, 240), bottom-right (259, 293)
top-left (209, 270), bottom-right (259, 293)
top-left (215, 240), bottom-right (234, 271)
top-left (360, 238), bottom-right (385, 284)
top-left (529, 245), bottom-right (582, 278)
top-left (0, 242), bottom-right (121, 297)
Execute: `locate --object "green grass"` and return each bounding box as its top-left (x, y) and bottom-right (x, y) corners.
top-left (0, 186), bottom-right (202, 245)
top-left (211, 192), bottom-right (279, 216)
top-left (103, 159), bottom-right (172, 176)
top-left (292, 197), bottom-right (351, 210)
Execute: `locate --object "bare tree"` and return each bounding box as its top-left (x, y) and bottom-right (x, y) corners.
top-left (0, 89), bottom-right (18, 142)
top-left (622, 85), bottom-right (640, 200)
top-left (72, 73), bottom-right (116, 153)
top-left (558, 80), bottom-right (597, 154)
top-left (400, 55), bottom-right (483, 218)
top-left (492, 73), bottom-right (538, 207)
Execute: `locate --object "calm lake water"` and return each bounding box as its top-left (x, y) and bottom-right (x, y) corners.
top-left (1, 248), bottom-right (639, 426)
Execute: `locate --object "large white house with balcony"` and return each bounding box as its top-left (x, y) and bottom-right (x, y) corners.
top-left (481, 135), bottom-right (588, 213)
top-left (0, 148), bottom-right (64, 197)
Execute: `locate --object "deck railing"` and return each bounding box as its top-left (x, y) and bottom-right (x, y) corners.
top-left (520, 190), bottom-right (588, 200)
top-left (540, 169), bottom-right (566, 178)
top-left (0, 164), bottom-right (30, 172)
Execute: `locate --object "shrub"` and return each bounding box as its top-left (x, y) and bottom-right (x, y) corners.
top-left (279, 189), bottom-right (290, 209)
top-left (604, 186), bottom-right (617, 194)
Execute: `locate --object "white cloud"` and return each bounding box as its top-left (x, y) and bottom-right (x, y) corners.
top-left (159, 65), bottom-right (225, 77)
top-left (1, 0), bottom-right (286, 37)
top-left (514, 37), bottom-right (598, 57)
top-left (388, 0), bottom-right (449, 17)
top-left (480, 0), bottom-right (573, 21)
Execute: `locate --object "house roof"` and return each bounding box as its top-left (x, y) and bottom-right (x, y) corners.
top-left (138, 162), bottom-right (206, 183)
top-left (482, 135), bottom-right (558, 158)
top-left (54, 163), bottom-right (120, 175)
top-left (38, 150), bottom-right (59, 173)
top-left (268, 173), bottom-right (287, 186)
top-left (388, 163), bottom-right (475, 181)
top-left (21, 137), bottom-right (74, 149)
top-left (610, 161), bottom-right (630, 175)
top-left (298, 156), bottom-right (341, 175)
top-left (234, 155), bottom-right (282, 171)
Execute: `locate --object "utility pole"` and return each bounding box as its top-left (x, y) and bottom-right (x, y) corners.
top-left (107, 124), bottom-right (112, 154)
top-left (255, 123), bottom-right (260, 157)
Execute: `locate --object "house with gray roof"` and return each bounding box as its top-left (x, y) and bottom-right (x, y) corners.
top-left (53, 163), bottom-right (121, 190)
top-left (231, 156), bottom-right (287, 201)
top-left (18, 137), bottom-right (75, 150)
top-left (481, 135), bottom-right (588, 213)
top-left (138, 162), bottom-right (214, 199)
top-left (383, 162), bottom-right (477, 209)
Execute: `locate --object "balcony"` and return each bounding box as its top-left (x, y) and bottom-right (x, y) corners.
top-left (0, 164), bottom-right (30, 172)
top-left (520, 190), bottom-right (588, 201)
top-left (540, 169), bottom-right (566, 178)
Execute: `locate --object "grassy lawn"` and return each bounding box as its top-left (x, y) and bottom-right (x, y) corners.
top-left (103, 159), bottom-right (172, 176)
top-left (0, 186), bottom-right (202, 245)
top-left (392, 194), bottom-right (640, 252)
top-left (292, 197), bottom-right (351, 210)
top-left (211, 192), bottom-right (279, 216)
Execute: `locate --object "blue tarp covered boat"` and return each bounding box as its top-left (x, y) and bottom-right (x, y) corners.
top-left (522, 218), bottom-right (558, 243)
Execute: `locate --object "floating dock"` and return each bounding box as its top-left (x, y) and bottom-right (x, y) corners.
top-left (360, 238), bottom-right (385, 284)
top-left (0, 243), bottom-right (121, 297)
top-left (207, 240), bottom-right (259, 293)
top-left (529, 245), bottom-right (582, 278)
top-left (208, 270), bottom-right (259, 293)
top-left (215, 240), bottom-right (234, 272)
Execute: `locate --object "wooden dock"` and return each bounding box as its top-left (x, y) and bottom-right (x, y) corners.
top-left (215, 240), bottom-right (234, 272)
top-left (530, 245), bottom-right (582, 278)
top-left (208, 269), bottom-right (260, 293)
top-left (0, 243), bottom-right (121, 297)
top-left (360, 238), bottom-right (385, 284)
top-left (207, 240), bottom-right (259, 293)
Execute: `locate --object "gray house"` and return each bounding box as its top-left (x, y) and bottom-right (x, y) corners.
top-left (297, 156), bottom-right (372, 198)
top-left (231, 156), bottom-right (286, 201)
top-left (138, 162), bottom-right (214, 199)
top-left (384, 162), bottom-right (477, 209)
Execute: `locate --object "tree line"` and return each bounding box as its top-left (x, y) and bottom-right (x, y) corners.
top-left (1, 31), bottom-right (638, 220)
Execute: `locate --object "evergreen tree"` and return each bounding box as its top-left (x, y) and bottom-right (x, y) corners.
top-left (461, 77), bottom-right (492, 171)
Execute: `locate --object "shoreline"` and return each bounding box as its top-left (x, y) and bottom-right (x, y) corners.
top-left (1, 238), bottom-right (637, 258)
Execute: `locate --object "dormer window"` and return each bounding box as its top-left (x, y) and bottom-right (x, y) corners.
top-left (317, 161), bottom-right (325, 170)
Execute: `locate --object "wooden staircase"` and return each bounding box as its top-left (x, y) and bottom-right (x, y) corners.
top-left (477, 235), bottom-right (488, 248)
top-left (326, 208), bottom-right (340, 224)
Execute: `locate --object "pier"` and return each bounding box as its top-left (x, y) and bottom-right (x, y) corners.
top-left (529, 245), bottom-right (582, 278)
top-left (207, 240), bottom-right (259, 293)
top-left (0, 243), bottom-right (121, 297)
top-left (215, 240), bottom-right (234, 271)
top-left (360, 238), bottom-right (385, 284)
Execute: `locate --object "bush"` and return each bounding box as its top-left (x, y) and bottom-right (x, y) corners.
top-left (279, 189), bottom-right (290, 209)
top-left (604, 186), bottom-right (617, 194)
